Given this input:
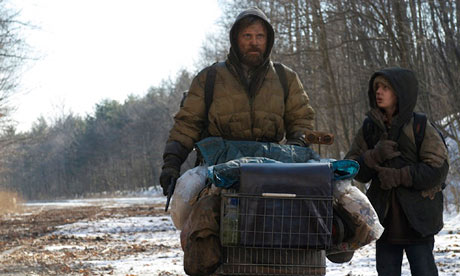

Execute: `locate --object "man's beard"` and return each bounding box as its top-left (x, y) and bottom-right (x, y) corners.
top-left (240, 48), bottom-right (264, 67)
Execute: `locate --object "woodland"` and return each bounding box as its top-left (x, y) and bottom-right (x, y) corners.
top-left (0, 0), bottom-right (459, 202)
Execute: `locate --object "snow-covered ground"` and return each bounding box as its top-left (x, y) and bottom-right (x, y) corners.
top-left (19, 193), bottom-right (459, 276)
top-left (327, 209), bottom-right (460, 276)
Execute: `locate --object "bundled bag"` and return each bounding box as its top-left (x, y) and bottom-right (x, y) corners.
top-left (330, 179), bottom-right (384, 252)
top-left (181, 188), bottom-right (222, 276)
top-left (170, 166), bottom-right (207, 230)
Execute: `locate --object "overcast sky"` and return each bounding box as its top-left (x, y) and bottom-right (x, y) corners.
top-left (8, 0), bottom-right (221, 131)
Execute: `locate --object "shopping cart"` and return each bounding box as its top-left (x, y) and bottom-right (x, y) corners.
top-left (214, 162), bottom-right (334, 276)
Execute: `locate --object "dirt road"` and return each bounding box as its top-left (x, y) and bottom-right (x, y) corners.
top-left (2, 197), bottom-right (459, 276)
top-left (0, 199), bottom-right (178, 276)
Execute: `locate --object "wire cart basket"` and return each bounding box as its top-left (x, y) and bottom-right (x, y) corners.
top-left (215, 191), bottom-right (333, 276)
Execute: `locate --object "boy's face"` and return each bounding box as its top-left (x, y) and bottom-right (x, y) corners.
top-left (375, 82), bottom-right (398, 114)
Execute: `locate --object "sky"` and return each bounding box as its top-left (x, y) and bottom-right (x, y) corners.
top-left (8, 0), bottom-right (221, 131)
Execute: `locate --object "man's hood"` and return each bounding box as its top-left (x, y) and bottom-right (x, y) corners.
top-left (228, 7), bottom-right (275, 67)
top-left (368, 67), bottom-right (418, 128)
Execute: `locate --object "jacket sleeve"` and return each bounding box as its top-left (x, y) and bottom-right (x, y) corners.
top-left (344, 127), bottom-right (376, 183)
top-left (167, 70), bottom-right (208, 151)
top-left (409, 122), bottom-right (449, 190)
top-left (283, 70), bottom-right (315, 140)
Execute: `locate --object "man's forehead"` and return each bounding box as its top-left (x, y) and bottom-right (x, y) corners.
top-left (239, 21), bottom-right (267, 33)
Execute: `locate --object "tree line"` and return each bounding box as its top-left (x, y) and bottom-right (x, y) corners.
top-left (0, 71), bottom-right (194, 199)
top-left (0, 0), bottom-right (459, 201)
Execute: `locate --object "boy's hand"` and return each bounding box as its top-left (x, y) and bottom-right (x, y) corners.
top-left (375, 166), bottom-right (412, 190)
top-left (363, 133), bottom-right (401, 168)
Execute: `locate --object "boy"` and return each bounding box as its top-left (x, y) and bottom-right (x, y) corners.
top-left (345, 67), bottom-right (449, 276)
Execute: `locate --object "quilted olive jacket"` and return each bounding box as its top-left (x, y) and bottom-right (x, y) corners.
top-left (167, 7), bottom-right (315, 152)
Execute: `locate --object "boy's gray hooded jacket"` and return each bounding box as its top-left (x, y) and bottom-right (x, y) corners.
top-left (345, 67), bottom-right (449, 238)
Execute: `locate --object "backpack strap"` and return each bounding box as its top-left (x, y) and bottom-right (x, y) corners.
top-left (273, 62), bottom-right (289, 102)
top-left (413, 112), bottom-right (448, 159)
top-left (194, 62), bottom-right (220, 166)
top-left (202, 62), bottom-right (226, 127)
top-left (412, 112), bottom-right (449, 189)
top-left (413, 112), bottom-right (427, 156)
top-left (362, 116), bottom-right (374, 149)
top-left (204, 64), bottom-right (218, 121)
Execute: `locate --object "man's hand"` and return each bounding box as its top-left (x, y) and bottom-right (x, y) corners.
top-left (160, 143), bottom-right (186, 196)
top-left (375, 166), bottom-right (412, 190)
top-left (363, 134), bottom-right (401, 168)
top-left (160, 167), bottom-right (180, 196)
top-left (286, 139), bottom-right (307, 147)
top-left (286, 131), bottom-right (309, 147)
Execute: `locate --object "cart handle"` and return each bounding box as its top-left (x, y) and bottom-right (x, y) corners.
top-left (262, 193), bottom-right (296, 198)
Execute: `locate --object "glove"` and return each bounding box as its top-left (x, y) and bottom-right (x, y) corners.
top-left (160, 166), bottom-right (180, 196)
top-left (375, 166), bottom-right (412, 190)
top-left (286, 131), bottom-right (309, 147)
top-left (160, 141), bottom-right (190, 196)
top-left (160, 153), bottom-right (182, 196)
top-left (363, 134), bottom-right (401, 168)
top-left (286, 138), bottom-right (307, 147)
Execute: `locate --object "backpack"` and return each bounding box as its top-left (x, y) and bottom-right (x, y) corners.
top-left (180, 61), bottom-right (290, 130)
top-left (362, 112), bottom-right (448, 188)
top-left (182, 62), bottom-right (290, 166)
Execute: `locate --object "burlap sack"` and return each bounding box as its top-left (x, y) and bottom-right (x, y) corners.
top-left (181, 192), bottom-right (222, 276)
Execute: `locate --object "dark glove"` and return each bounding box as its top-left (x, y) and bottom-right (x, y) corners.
top-left (286, 138), bottom-right (308, 147)
top-left (160, 166), bottom-right (180, 196)
top-left (160, 141), bottom-right (190, 196)
top-left (375, 166), bottom-right (412, 190)
top-left (286, 131), bottom-right (309, 147)
top-left (160, 152), bottom-right (182, 196)
top-left (363, 134), bottom-right (401, 168)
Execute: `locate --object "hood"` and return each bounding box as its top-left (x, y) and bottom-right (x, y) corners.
top-left (368, 67), bottom-right (418, 129)
top-left (228, 7), bottom-right (275, 68)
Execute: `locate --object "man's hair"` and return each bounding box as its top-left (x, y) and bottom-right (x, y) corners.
top-left (233, 16), bottom-right (267, 42)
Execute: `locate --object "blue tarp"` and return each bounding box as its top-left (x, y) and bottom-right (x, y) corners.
top-left (196, 137), bottom-right (321, 165)
top-left (207, 157), bottom-right (281, 189)
top-left (332, 159), bottom-right (359, 180)
top-left (195, 137), bottom-right (359, 188)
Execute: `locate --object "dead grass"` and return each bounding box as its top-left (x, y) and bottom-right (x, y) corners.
top-left (0, 189), bottom-right (23, 215)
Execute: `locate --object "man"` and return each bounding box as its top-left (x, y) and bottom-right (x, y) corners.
top-left (160, 7), bottom-right (315, 195)
top-left (345, 67), bottom-right (449, 276)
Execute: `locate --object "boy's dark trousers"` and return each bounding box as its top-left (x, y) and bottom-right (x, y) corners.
top-left (376, 239), bottom-right (438, 276)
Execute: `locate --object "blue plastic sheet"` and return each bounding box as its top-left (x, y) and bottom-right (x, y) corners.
top-left (207, 157), bottom-right (281, 189)
top-left (196, 137), bottom-right (320, 165)
top-left (196, 137), bottom-right (359, 188)
top-left (332, 159), bottom-right (359, 180)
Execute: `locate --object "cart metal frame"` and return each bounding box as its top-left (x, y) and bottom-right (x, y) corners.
top-left (215, 192), bottom-right (333, 276)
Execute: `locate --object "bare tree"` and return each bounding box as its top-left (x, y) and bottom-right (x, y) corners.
top-left (0, 1), bottom-right (28, 130)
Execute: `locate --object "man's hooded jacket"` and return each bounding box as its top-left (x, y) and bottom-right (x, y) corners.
top-left (345, 67), bottom-right (449, 239)
top-left (164, 7), bottom-right (315, 163)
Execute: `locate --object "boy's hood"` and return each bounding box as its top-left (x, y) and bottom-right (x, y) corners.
top-left (368, 67), bottom-right (418, 128)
